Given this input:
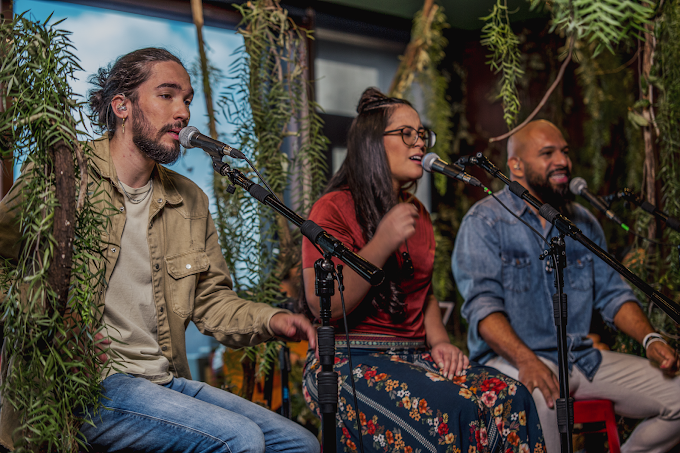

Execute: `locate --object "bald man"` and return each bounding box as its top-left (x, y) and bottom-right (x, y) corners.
top-left (452, 120), bottom-right (680, 453)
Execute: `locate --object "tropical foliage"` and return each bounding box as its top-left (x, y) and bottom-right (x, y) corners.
top-left (480, 0), bottom-right (524, 129)
top-left (482, 0), bottom-right (654, 129)
top-left (390, 0), bottom-right (453, 190)
top-left (620, 0), bottom-right (680, 354)
top-left (213, 0), bottom-right (328, 382)
top-left (0, 15), bottom-right (108, 452)
top-left (388, 1), bottom-right (460, 310)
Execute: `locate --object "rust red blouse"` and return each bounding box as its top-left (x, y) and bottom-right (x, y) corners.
top-left (302, 189), bottom-right (435, 341)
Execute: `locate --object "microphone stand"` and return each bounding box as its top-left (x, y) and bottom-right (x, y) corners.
top-left (211, 157), bottom-right (383, 453)
top-left (466, 152), bottom-right (680, 453)
top-left (604, 188), bottom-right (680, 268)
top-left (315, 255), bottom-right (339, 453)
top-left (604, 188), bottom-right (680, 233)
top-left (539, 234), bottom-right (573, 453)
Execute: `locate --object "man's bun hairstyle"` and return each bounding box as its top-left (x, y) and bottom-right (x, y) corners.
top-left (88, 48), bottom-right (184, 137)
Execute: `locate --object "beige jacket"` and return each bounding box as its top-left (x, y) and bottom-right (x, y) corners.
top-left (0, 137), bottom-right (285, 449)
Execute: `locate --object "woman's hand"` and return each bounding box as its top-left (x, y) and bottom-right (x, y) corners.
top-left (373, 203), bottom-right (419, 252)
top-left (431, 342), bottom-right (469, 379)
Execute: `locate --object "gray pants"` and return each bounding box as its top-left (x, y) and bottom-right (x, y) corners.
top-left (487, 350), bottom-right (680, 453)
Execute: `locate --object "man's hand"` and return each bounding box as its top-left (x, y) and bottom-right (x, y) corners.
top-left (517, 357), bottom-right (560, 409)
top-left (269, 313), bottom-right (317, 350)
top-left (94, 332), bottom-right (111, 365)
top-left (647, 341), bottom-right (680, 376)
top-left (431, 342), bottom-right (469, 379)
top-left (63, 330), bottom-right (111, 377)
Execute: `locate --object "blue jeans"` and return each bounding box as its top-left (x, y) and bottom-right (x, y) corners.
top-left (80, 374), bottom-right (320, 453)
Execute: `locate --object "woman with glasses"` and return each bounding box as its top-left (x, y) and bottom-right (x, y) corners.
top-left (301, 88), bottom-right (545, 453)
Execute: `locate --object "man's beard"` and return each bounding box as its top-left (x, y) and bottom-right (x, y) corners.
top-left (525, 165), bottom-right (575, 212)
top-left (131, 107), bottom-right (182, 165)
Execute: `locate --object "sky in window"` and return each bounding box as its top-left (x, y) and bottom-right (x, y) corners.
top-left (14, 0), bottom-right (244, 201)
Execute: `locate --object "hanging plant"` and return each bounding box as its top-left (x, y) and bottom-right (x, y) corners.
top-left (387, 0), bottom-right (464, 318)
top-left (390, 0), bottom-right (452, 193)
top-left (482, 0), bottom-right (654, 139)
top-left (214, 0), bottom-right (328, 385)
top-left (480, 0), bottom-right (525, 130)
top-left (0, 14), bottom-right (108, 452)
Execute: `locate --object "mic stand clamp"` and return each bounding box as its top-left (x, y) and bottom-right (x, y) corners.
top-left (540, 234), bottom-right (574, 453)
top-left (211, 156), bottom-right (236, 194)
top-left (315, 255), bottom-right (338, 453)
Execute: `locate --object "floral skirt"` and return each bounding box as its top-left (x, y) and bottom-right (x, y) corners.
top-left (302, 338), bottom-right (545, 453)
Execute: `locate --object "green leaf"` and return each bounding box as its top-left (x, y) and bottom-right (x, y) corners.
top-left (627, 110), bottom-right (649, 127)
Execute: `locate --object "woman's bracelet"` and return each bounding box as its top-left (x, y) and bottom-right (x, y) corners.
top-left (642, 332), bottom-right (668, 350)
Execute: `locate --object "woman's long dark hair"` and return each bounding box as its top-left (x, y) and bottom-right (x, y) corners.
top-left (314, 87), bottom-right (414, 321)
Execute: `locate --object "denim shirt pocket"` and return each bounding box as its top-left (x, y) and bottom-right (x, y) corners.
top-left (565, 254), bottom-right (594, 291)
top-left (165, 250), bottom-right (210, 317)
top-left (501, 253), bottom-right (532, 293)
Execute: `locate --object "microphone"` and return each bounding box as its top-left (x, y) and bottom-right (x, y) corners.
top-left (179, 126), bottom-right (246, 159)
top-left (422, 153), bottom-right (482, 187)
top-left (569, 177), bottom-right (629, 231)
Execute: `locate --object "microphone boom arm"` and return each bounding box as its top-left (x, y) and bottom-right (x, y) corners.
top-left (212, 158), bottom-right (385, 286)
top-left (609, 188), bottom-right (680, 233)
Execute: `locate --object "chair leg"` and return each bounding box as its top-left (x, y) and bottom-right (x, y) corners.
top-left (604, 403), bottom-right (621, 453)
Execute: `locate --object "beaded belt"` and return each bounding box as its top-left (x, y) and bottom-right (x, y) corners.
top-left (333, 333), bottom-right (426, 349)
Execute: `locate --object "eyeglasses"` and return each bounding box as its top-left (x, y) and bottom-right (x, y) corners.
top-left (384, 126), bottom-right (437, 149)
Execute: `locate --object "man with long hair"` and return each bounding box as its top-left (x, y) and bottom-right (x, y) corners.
top-left (0, 47), bottom-right (319, 453)
top-left (453, 120), bottom-right (680, 453)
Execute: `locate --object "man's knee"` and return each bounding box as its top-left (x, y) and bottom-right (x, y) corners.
top-left (225, 419), bottom-right (265, 453)
top-left (295, 429), bottom-right (321, 453)
top-left (657, 376), bottom-right (680, 420)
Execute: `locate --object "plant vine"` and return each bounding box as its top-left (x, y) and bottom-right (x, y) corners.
top-left (388, 0), bottom-right (460, 310)
top-left (214, 0), bottom-right (328, 381)
top-left (0, 14), bottom-right (108, 452)
top-left (481, 0), bottom-right (524, 130)
top-left (483, 0), bottom-right (654, 134)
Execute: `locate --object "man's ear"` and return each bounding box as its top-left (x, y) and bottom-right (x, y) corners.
top-left (508, 157), bottom-right (523, 178)
top-left (111, 94), bottom-right (128, 120)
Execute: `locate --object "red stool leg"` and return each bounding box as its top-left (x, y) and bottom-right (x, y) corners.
top-left (602, 401), bottom-right (621, 453)
top-left (573, 399), bottom-right (621, 453)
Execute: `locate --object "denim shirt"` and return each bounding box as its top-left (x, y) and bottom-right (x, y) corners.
top-left (452, 186), bottom-right (638, 380)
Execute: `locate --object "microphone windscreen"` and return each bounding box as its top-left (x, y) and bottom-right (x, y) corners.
top-left (179, 126), bottom-right (199, 149)
top-left (422, 153), bottom-right (439, 173)
top-left (569, 177), bottom-right (587, 196)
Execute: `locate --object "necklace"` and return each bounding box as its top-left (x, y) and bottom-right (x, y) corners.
top-left (119, 178), bottom-right (153, 204)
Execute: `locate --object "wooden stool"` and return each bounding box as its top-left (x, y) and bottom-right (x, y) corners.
top-left (573, 399), bottom-right (621, 453)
